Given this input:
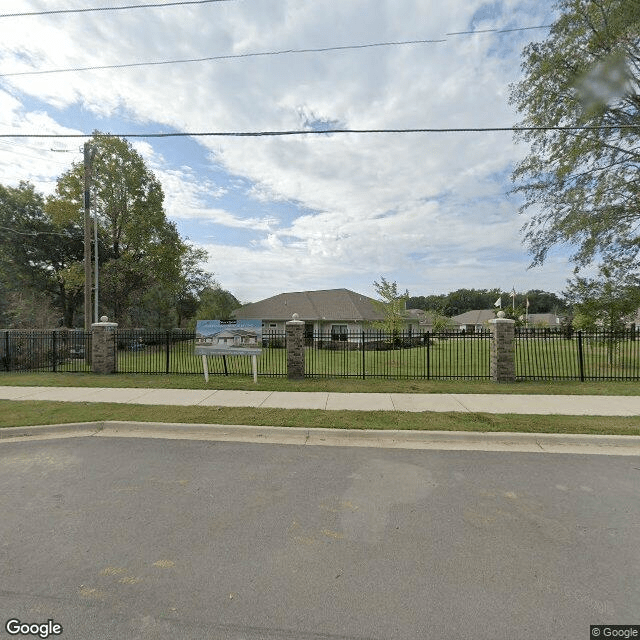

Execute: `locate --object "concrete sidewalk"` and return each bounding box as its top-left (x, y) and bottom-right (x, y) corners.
top-left (0, 385), bottom-right (639, 415)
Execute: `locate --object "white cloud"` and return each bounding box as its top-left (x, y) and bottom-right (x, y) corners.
top-left (0, 0), bottom-right (568, 301)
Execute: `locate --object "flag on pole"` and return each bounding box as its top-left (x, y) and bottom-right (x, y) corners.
top-left (510, 287), bottom-right (516, 310)
top-left (526, 298), bottom-right (530, 308)
top-left (494, 297), bottom-right (502, 308)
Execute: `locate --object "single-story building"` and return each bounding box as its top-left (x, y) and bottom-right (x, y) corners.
top-left (403, 308), bottom-right (457, 332)
top-left (451, 310), bottom-right (495, 333)
top-left (526, 313), bottom-right (564, 328)
top-left (451, 309), bottom-right (566, 332)
top-left (232, 288), bottom-right (387, 341)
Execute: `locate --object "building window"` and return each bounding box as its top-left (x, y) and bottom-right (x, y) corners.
top-left (331, 324), bottom-right (348, 341)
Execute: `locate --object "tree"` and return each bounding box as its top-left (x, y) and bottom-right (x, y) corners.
top-left (194, 286), bottom-right (241, 325)
top-left (174, 245), bottom-right (216, 328)
top-left (510, 0), bottom-right (640, 270)
top-left (431, 309), bottom-right (454, 333)
top-left (443, 288), bottom-right (503, 316)
top-left (564, 263), bottom-right (640, 333)
top-left (565, 263), bottom-right (640, 365)
top-left (407, 288), bottom-right (565, 316)
top-left (407, 294), bottom-right (446, 311)
top-left (47, 134), bottom-right (195, 324)
top-left (0, 182), bottom-right (84, 326)
top-left (524, 289), bottom-right (568, 314)
top-left (372, 277), bottom-right (409, 336)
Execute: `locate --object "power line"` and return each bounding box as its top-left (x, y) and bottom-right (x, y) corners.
top-left (0, 224), bottom-right (79, 237)
top-left (446, 25), bottom-right (552, 35)
top-left (0, 39), bottom-right (448, 77)
top-left (0, 0), bottom-right (235, 19)
top-left (0, 23), bottom-right (553, 79)
top-left (1, 125), bottom-right (638, 139)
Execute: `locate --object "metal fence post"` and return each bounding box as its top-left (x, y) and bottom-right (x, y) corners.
top-left (577, 330), bottom-right (585, 382)
top-left (2, 331), bottom-right (8, 372)
top-left (426, 331), bottom-right (430, 380)
top-left (52, 330), bottom-right (57, 373)
top-left (165, 330), bottom-right (171, 374)
top-left (362, 330), bottom-right (366, 380)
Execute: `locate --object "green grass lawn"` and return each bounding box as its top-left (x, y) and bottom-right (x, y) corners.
top-left (110, 339), bottom-right (491, 378)
top-left (1, 399), bottom-right (639, 436)
top-left (0, 370), bottom-right (639, 395)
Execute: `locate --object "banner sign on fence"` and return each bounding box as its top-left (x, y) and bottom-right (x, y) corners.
top-left (195, 320), bottom-right (262, 356)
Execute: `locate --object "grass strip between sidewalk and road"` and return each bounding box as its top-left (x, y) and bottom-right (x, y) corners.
top-left (1, 400), bottom-right (639, 436)
top-left (1, 372), bottom-right (640, 395)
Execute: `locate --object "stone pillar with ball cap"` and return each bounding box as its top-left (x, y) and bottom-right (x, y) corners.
top-left (488, 311), bottom-right (515, 382)
top-left (92, 316), bottom-right (118, 374)
top-left (286, 313), bottom-right (305, 380)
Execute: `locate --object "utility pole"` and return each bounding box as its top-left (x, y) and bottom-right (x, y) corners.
top-left (83, 142), bottom-right (97, 332)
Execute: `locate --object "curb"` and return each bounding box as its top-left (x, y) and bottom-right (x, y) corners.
top-left (1, 421), bottom-right (639, 455)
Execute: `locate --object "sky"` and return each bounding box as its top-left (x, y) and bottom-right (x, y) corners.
top-left (0, 0), bottom-right (574, 304)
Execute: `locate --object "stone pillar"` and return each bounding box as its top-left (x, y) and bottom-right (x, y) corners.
top-left (92, 316), bottom-right (118, 374)
top-left (488, 314), bottom-right (515, 383)
top-left (286, 313), bottom-right (305, 380)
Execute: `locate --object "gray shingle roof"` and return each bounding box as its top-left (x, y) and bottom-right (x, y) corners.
top-left (527, 313), bottom-right (562, 326)
top-left (451, 309), bottom-right (496, 325)
top-left (233, 288), bottom-right (386, 322)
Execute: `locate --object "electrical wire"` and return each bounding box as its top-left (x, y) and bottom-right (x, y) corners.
top-left (0, 141), bottom-right (76, 165)
top-left (0, 0), bottom-right (235, 19)
top-left (0, 125), bottom-right (638, 139)
top-left (0, 22), bottom-right (554, 79)
top-left (0, 224), bottom-right (79, 237)
top-left (446, 25), bottom-right (552, 35)
top-left (0, 39), bottom-right (448, 77)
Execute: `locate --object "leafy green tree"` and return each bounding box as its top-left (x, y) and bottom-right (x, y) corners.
top-left (443, 288), bottom-right (502, 316)
top-left (571, 311), bottom-right (598, 332)
top-left (499, 304), bottom-right (529, 327)
top-left (431, 310), bottom-right (454, 333)
top-left (2, 289), bottom-right (61, 329)
top-left (47, 134), bottom-right (195, 324)
top-left (565, 263), bottom-right (640, 364)
top-left (510, 0), bottom-right (640, 270)
top-left (174, 246), bottom-right (216, 327)
top-left (564, 263), bottom-right (640, 333)
top-left (407, 294), bottom-right (446, 311)
top-left (0, 182), bottom-right (84, 326)
top-left (372, 277), bottom-right (409, 336)
top-left (524, 289), bottom-right (567, 314)
top-left (194, 286), bottom-right (241, 325)
top-left (408, 288), bottom-right (564, 316)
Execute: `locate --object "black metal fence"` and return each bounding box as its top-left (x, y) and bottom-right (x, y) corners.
top-left (114, 329), bottom-right (286, 376)
top-left (1, 330), bottom-right (91, 373)
top-left (3, 327), bottom-right (640, 381)
top-left (305, 330), bottom-right (490, 379)
top-left (514, 327), bottom-right (640, 381)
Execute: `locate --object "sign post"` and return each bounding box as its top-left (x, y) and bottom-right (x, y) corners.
top-left (195, 320), bottom-right (262, 383)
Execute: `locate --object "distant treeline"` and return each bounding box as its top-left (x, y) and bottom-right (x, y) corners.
top-left (407, 288), bottom-right (568, 317)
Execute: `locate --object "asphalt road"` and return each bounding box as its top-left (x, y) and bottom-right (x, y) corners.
top-left (1, 436), bottom-right (638, 640)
